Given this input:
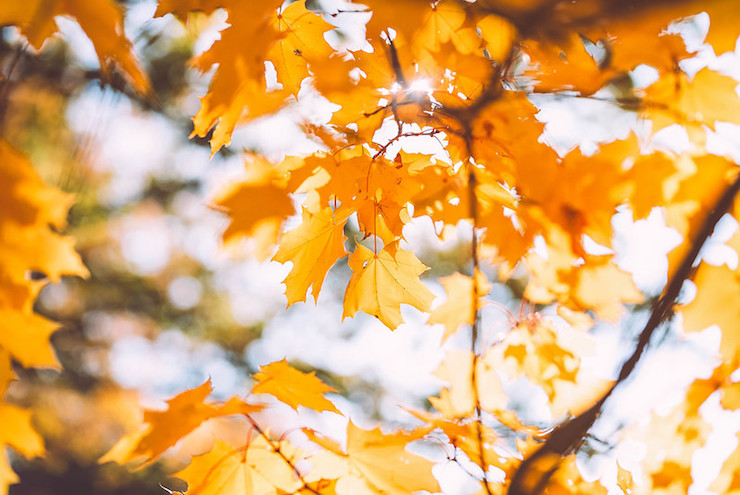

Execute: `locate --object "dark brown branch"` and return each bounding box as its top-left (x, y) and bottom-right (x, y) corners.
top-left (506, 170), bottom-right (740, 495)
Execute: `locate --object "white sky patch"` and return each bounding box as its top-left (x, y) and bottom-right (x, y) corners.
top-left (247, 300), bottom-right (445, 417)
top-left (531, 92), bottom-right (639, 156)
top-left (67, 88), bottom-right (181, 206)
top-left (212, 259), bottom-right (290, 326)
top-left (700, 213), bottom-right (739, 268)
top-left (651, 124), bottom-right (694, 154)
top-left (168, 276), bottom-right (204, 310)
top-left (706, 122), bottom-right (740, 162)
top-left (109, 330), bottom-right (246, 402)
top-left (612, 208), bottom-right (683, 294)
top-left (191, 8), bottom-right (231, 57)
top-left (118, 215), bottom-right (174, 275)
top-left (55, 16), bottom-right (99, 68)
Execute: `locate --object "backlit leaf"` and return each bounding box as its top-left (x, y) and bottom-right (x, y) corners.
top-left (273, 207), bottom-right (349, 306)
top-left (252, 359), bottom-right (339, 414)
top-left (343, 242), bottom-right (434, 329)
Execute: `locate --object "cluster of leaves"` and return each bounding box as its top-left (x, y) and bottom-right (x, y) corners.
top-left (4, 0), bottom-right (740, 494)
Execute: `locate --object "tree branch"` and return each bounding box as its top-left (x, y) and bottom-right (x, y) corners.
top-left (506, 170), bottom-right (740, 495)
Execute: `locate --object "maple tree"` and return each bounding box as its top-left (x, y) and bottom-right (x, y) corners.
top-left (4, 0), bottom-right (740, 494)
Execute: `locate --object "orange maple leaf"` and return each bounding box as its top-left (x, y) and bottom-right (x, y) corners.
top-left (252, 359), bottom-right (339, 414)
top-left (0, 0), bottom-right (149, 93)
top-left (101, 379), bottom-right (261, 465)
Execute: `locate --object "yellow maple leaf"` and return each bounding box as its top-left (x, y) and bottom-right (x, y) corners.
top-left (306, 421), bottom-right (440, 495)
top-left (0, 309), bottom-right (58, 369)
top-left (0, 402), bottom-right (44, 493)
top-left (681, 261), bottom-right (740, 363)
top-left (269, 0), bottom-right (334, 95)
top-left (251, 359), bottom-right (339, 414)
top-left (273, 207), bottom-right (349, 306)
top-left (627, 151), bottom-right (678, 220)
top-left (214, 158), bottom-right (295, 260)
top-left (414, 0), bottom-right (481, 56)
top-left (570, 258), bottom-right (644, 321)
top-left (430, 349), bottom-right (508, 418)
top-left (175, 437), bottom-right (302, 495)
top-left (490, 317), bottom-right (592, 411)
top-left (0, 350), bottom-right (43, 494)
top-left (700, 0), bottom-right (740, 54)
top-left (477, 13), bottom-right (517, 62)
top-left (343, 242), bottom-right (434, 329)
top-left (644, 67), bottom-right (740, 131)
top-left (187, 1), bottom-right (287, 152)
top-left (0, 141), bottom-right (87, 369)
top-left (0, 141), bottom-right (88, 283)
top-left (428, 270), bottom-right (491, 342)
top-left (522, 34), bottom-right (616, 96)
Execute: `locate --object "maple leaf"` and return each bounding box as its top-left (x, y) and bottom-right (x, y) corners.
top-left (215, 157), bottom-right (295, 260)
top-left (0, 403), bottom-right (44, 493)
top-left (484, 316), bottom-right (604, 415)
top-left (269, 0), bottom-right (335, 95)
top-left (0, 352), bottom-right (43, 494)
top-left (0, 0), bottom-right (149, 93)
top-left (273, 207), bottom-right (349, 306)
top-left (522, 35), bottom-right (616, 96)
top-left (626, 151), bottom-right (678, 220)
top-left (343, 242), bottom-right (435, 329)
top-left (174, 437), bottom-right (302, 495)
top-left (185, 1), bottom-right (287, 151)
top-left (0, 309), bottom-right (59, 369)
top-left (428, 270), bottom-right (491, 341)
top-left (699, 0), bottom-right (740, 54)
top-left (101, 379), bottom-right (262, 465)
top-left (477, 14), bottom-right (517, 63)
top-left (681, 260), bottom-right (740, 363)
top-left (570, 258), bottom-right (644, 321)
top-left (643, 67), bottom-right (740, 131)
top-left (429, 349), bottom-right (507, 418)
top-left (0, 141), bottom-right (87, 368)
top-left (251, 359), bottom-right (340, 414)
top-left (305, 421), bottom-right (440, 495)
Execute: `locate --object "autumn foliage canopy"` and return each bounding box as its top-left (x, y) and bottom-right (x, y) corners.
top-left (3, 0), bottom-right (740, 494)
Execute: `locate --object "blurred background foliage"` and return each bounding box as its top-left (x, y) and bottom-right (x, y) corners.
top-left (0, 2), bottom-right (522, 492)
